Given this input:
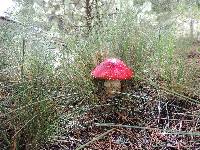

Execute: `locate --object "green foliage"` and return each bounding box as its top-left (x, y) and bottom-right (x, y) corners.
top-left (1, 0), bottom-right (200, 149)
top-left (11, 79), bottom-right (58, 149)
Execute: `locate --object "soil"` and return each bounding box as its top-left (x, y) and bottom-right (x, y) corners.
top-left (44, 80), bottom-right (200, 150)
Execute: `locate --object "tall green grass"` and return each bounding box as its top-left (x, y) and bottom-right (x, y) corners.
top-left (1, 4), bottom-right (200, 149)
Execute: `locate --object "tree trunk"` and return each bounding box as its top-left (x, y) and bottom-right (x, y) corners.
top-left (190, 19), bottom-right (194, 39)
top-left (95, 0), bottom-right (101, 27)
top-left (85, 0), bottom-right (92, 32)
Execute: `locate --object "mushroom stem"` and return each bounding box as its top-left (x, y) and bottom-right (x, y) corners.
top-left (104, 80), bottom-right (121, 96)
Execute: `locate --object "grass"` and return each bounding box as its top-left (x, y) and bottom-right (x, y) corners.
top-left (0, 3), bottom-right (200, 149)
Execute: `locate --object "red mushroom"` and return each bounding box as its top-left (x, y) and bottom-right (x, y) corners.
top-left (91, 58), bottom-right (133, 96)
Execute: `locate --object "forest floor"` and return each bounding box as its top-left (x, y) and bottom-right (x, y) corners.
top-left (46, 79), bottom-right (200, 150)
top-left (44, 43), bottom-right (200, 150)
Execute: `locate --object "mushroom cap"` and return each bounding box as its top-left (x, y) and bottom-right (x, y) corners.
top-left (91, 58), bottom-right (133, 80)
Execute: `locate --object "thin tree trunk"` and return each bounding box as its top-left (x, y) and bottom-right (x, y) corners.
top-left (95, 0), bottom-right (101, 27)
top-left (85, 0), bottom-right (92, 32)
top-left (190, 19), bottom-right (194, 39)
top-left (21, 39), bottom-right (25, 80)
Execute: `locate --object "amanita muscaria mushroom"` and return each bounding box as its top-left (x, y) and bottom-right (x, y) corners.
top-left (91, 58), bottom-right (133, 96)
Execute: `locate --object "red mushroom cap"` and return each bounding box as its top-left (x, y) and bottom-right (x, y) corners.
top-left (91, 58), bottom-right (133, 80)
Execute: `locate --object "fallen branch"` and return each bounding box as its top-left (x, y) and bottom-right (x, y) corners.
top-left (95, 123), bottom-right (200, 136)
top-left (75, 128), bottom-right (114, 150)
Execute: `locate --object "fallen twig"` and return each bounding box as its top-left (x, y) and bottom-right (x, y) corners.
top-left (75, 128), bottom-right (115, 150)
top-left (95, 123), bottom-right (200, 136)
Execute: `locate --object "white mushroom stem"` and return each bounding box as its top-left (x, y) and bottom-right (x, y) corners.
top-left (104, 80), bottom-right (121, 96)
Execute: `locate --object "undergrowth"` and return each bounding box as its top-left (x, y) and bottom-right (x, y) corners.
top-left (0, 3), bottom-right (200, 149)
